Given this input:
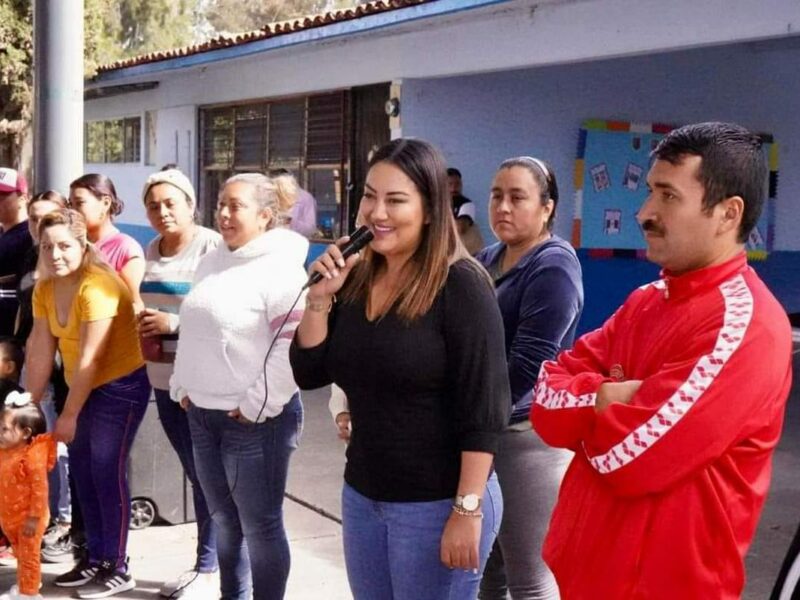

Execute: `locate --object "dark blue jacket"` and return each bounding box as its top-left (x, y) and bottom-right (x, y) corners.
top-left (477, 236), bottom-right (584, 423)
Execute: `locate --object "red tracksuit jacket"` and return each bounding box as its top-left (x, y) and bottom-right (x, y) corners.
top-left (531, 253), bottom-right (792, 599)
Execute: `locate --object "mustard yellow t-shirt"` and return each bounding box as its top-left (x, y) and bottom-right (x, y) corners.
top-left (32, 264), bottom-right (144, 388)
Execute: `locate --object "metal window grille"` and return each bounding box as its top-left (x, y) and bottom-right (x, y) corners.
top-left (199, 90), bottom-right (351, 239)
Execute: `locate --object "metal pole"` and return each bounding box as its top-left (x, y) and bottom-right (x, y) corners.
top-left (33, 0), bottom-right (84, 194)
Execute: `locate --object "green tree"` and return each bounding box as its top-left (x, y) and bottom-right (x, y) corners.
top-left (2, 0), bottom-right (198, 121)
top-left (0, 0), bottom-right (33, 122)
top-left (85, 0), bottom-right (197, 75)
top-left (1, 0), bottom-right (197, 167)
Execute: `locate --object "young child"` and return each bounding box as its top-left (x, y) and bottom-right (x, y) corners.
top-left (0, 388), bottom-right (56, 600)
top-left (0, 337), bottom-right (24, 561)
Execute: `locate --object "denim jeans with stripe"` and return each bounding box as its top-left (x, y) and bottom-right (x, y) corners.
top-left (69, 366), bottom-right (150, 570)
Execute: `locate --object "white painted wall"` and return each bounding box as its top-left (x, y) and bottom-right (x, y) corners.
top-left (400, 40), bottom-right (800, 251)
top-left (82, 163), bottom-right (152, 226)
top-left (93, 0), bottom-right (800, 89)
top-left (84, 102), bottom-right (196, 227)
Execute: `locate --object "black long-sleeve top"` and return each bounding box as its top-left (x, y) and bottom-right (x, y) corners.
top-left (290, 260), bottom-right (511, 502)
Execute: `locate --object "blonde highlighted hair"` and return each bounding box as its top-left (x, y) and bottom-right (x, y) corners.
top-left (340, 138), bottom-right (485, 322)
top-left (222, 173), bottom-right (297, 228)
top-left (37, 209), bottom-right (113, 279)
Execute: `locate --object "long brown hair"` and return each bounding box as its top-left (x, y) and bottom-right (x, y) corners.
top-left (37, 209), bottom-right (113, 279)
top-left (340, 138), bottom-right (482, 321)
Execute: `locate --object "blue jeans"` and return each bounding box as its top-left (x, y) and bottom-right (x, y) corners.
top-left (342, 473), bottom-right (503, 600)
top-left (69, 366), bottom-right (150, 569)
top-left (188, 394), bottom-right (303, 600)
top-left (154, 388), bottom-right (218, 573)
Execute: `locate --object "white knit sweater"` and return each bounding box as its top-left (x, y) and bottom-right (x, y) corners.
top-left (171, 228), bottom-right (308, 422)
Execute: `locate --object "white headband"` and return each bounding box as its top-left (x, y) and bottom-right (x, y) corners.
top-left (520, 156), bottom-right (550, 179)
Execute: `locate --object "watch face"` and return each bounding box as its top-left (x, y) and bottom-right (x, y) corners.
top-left (462, 494), bottom-right (480, 511)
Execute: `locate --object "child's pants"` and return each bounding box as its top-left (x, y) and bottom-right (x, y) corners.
top-left (3, 514), bottom-right (48, 596)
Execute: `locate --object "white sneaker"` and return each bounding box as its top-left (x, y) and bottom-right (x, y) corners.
top-left (159, 570), bottom-right (218, 599)
top-left (0, 586), bottom-right (42, 600)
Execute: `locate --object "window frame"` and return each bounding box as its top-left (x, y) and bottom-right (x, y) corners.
top-left (83, 115), bottom-right (142, 164)
top-left (198, 90), bottom-right (350, 241)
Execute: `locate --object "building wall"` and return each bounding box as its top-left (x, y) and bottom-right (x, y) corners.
top-left (85, 0), bottom-right (799, 228)
top-left (95, 0), bottom-right (800, 93)
top-left (84, 19), bottom-right (800, 327)
top-left (401, 40), bottom-right (800, 251)
top-left (400, 41), bottom-right (800, 324)
top-left (84, 102), bottom-right (196, 243)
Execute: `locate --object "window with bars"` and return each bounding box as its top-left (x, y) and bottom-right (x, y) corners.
top-left (199, 91), bottom-right (350, 240)
top-left (84, 117), bottom-right (141, 163)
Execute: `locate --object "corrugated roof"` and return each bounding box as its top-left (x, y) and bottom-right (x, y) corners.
top-left (96, 0), bottom-right (433, 74)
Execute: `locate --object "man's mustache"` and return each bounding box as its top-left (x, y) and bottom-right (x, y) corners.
top-left (641, 220), bottom-right (665, 236)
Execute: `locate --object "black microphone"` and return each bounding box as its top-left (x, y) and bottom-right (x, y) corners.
top-left (304, 225), bottom-right (374, 289)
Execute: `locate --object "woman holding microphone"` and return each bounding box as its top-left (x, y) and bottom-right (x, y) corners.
top-left (290, 138), bottom-right (510, 600)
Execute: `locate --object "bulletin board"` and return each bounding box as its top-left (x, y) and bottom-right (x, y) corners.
top-left (571, 119), bottom-right (778, 260)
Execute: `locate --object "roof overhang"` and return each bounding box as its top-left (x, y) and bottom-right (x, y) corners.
top-left (84, 81), bottom-right (159, 100)
top-left (88, 0), bottom-right (510, 84)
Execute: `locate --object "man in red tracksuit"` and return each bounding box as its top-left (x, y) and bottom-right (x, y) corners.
top-left (531, 122), bottom-right (793, 599)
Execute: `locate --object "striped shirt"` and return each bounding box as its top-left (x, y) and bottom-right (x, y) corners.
top-left (140, 226), bottom-right (221, 390)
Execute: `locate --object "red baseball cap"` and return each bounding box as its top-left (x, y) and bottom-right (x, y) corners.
top-left (0, 168), bottom-right (28, 194)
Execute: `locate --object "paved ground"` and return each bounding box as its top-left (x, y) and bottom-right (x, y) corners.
top-left (1, 353), bottom-right (798, 599)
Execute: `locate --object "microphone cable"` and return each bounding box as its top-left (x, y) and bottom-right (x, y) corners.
top-left (167, 226), bottom-right (372, 597)
top-left (167, 286), bottom-right (306, 599)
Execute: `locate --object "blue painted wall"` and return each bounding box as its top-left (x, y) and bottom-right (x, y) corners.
top-left (117, 223), bottom-right (156, 250)
top-left (400, 40), bottom-right (800, 331)
top-left (574, 251), bottom-right (800, 335)
top-left (401, 40), bottom-right (800, 251)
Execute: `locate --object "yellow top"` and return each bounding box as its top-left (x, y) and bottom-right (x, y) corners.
top-left (32, 264), bottom-right (144, 388)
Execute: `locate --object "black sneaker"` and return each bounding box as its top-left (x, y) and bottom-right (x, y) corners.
top-left (54, 557), bottom-right (99, 587)
top-left (77, 561), bottom-right (136, 599)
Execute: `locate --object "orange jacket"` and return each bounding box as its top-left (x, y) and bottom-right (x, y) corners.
top-left (0, 433), bottom-right (57, 529)
top-left (531, 253), bottom-right (792, 599)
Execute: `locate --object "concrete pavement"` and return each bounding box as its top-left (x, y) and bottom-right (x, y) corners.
top-left (0, 387), bottom-right (351, 600)
top-left (1, 359), bottom-right (799, 599)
